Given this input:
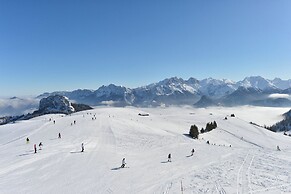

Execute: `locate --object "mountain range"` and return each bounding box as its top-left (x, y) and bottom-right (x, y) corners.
top-left (37, 76), bottom-right (291, 107)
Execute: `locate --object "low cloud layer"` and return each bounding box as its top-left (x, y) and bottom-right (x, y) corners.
top-left (0, 97), bottom-right (39, 117)
top-left (268, 93), bottom-right (291, 100)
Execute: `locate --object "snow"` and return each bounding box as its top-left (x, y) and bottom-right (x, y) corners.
top-left (0, 106), bottom-right (291, 194)
top-left (237, 76), bottom-right (277, 90)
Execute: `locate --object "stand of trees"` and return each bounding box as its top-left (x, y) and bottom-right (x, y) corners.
top-left (200, 121), bottom-right (217, 133)
top-left (189, 121), bottom-right (218, 138)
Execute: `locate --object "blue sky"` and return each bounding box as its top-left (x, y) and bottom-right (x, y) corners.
top-left (0, 0), bottom-right (291, 96)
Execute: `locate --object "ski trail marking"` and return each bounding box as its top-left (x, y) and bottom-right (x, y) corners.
top-left (247, 155), bottom-right (255, 194)
top-left (237, 152), bottom-right (249, 194)
top-left (163, 182), bottom-right (172, 194)
top-left (252, 182), bottom-right (291, 193)
top-left (209, 168), bottom-right (226, 194)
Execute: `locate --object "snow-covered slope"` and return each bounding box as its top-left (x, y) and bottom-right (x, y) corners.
top-left (0, 106), bottom-right (291, 194)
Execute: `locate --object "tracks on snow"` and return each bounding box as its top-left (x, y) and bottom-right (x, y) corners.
top-left (236, 151), bottom-right (255, 194)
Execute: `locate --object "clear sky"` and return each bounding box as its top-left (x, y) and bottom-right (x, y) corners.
top-left (0, 0), bottom-right (291, 96)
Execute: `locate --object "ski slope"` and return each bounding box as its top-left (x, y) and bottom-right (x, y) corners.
top-left (0, 106), bottom-right (291, 194)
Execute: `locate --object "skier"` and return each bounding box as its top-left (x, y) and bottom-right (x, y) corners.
top-left (168, 153), bottom-right (171, 162)
top-left (58, 133), bottom-right (61, 139)
top-left (74, 120), bottom-right (76, 125)
top-left (53, 120), bottom-right (55, 124)
top-left (81, 143), bottom-right (84, 152)
top-left (34, 144), bottom-right (37, 153)
top-left (26, 138), bottom-right (30, 143)
top-left (121, 158), bottom-right (126, 168)
top-left (39, 142), bottom-right (43, 150)
top-left (191, 148), bottom-right (195, 156)
top-left (277, 145), bottom-right (281, 151)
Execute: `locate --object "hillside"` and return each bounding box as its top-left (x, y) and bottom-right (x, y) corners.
top-left (0, 106), bottom-right (291, 194)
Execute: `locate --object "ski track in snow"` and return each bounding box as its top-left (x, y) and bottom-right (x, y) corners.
top-left (236, 151), bottom-right (254, 194)
top-left (0, 106), bottom-right (291, 194)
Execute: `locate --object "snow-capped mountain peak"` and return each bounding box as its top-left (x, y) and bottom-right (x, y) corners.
top-left (272, 78), bottom-right (291, 90)
top-left (237, 76), bottom-right (277, 90)
top-left (32, 76), bottom-right (291, 109)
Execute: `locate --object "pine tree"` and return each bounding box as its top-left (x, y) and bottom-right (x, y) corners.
top-left (213, 121), bottom-right (217, 128)
top-left (206, 122), bottom-right (212, 132)
top-left (189, 125), bottom-right (199, 139)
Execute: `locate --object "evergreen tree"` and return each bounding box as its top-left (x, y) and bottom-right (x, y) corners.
top-left (213, 121), bottom-right (217, 128)
top-left (205, 121), bottom-right (217, 132)
top-left (205, 123), bottom-right (210, 132)
top-left (189, 125), bottom-right (199, 139)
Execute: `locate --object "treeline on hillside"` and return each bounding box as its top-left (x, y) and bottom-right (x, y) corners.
top-left (267, 119), bottom-right (291, 132)
top-left (189, 121), bottom-right (217, 139)
top-left (266, 109), bottom-right (291, 132)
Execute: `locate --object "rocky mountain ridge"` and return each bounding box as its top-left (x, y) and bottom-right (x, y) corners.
top-left (0, 95), bottom-right (92, 125)
top-left (38, 76), bottom-right (291, 107)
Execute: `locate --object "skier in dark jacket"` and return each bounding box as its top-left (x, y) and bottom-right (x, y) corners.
top-left (34, 144), bottom-right (37, 153)
top-left (58, 133), bottom-right (61, 139)
top-left (26, 138), bottom-right (30, 143)
top-left (191, 148), bottom-right (195, 156)
top-left (121, 158), bottom-right (126, 168)
top-left (168, 154), bottom-right (171, 162)
top-left (81, 143), bottom-right (84, 152)
top-left (39, 142), bottom-right (43, 150)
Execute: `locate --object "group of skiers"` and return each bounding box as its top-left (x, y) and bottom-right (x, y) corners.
top-left (120, 149), bottom-right (195, 168)
top-left (166, 149), bottom-right (195, 163)
top-left (26, 117), bottom-right (88, 154)
top-left (27, 132), bottom-right (85, 154)
top-left (27, 129), bottom-right (195, 167)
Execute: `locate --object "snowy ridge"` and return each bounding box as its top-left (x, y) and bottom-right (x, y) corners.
top-left (38, 95), bottom-right (75, 114)
top-left (38, 76), bottom-right (291, 107)
top-left (3, 76), bottom-right (291, 117)
top-left (0, 106), bottom-right (291, 193)
top-left (237, 76), bottom-right (277, 90)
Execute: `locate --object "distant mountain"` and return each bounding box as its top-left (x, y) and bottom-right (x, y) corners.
top-left (38, 76), bottom-right (291, 107)
top-left (94, 84), bottom-right (135, 106)
top-left (37, 89), bottom-right (96, 105)
top-left (38, 95), bottom-right (75, 114)
top-left (194, 95), bottom-right (217, 108)
top-left (237, 76), bottom-right (277, 90)
top-left (4, 76), bottom-right (289, 114)
top-left (0, 95), bottom-right (93, 125)
top-left (199, 78), bottom-right (236, 99)
top-left (272, 78), bottom-right (291, 90)
top-left (133, 77), bottom-right (200, 106)
top-left (221, 86), bottom-right (263, 106)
